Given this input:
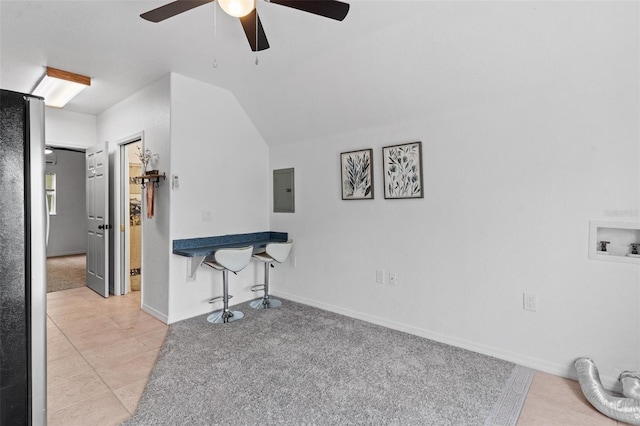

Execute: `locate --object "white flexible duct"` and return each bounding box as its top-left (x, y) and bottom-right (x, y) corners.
top-left (574, 358), bottom-right (640, 425)
top-left (621, 371), bottom-right (640, 400)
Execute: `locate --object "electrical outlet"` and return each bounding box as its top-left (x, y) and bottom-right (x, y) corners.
top-left (523, 293), bottom-right (537, 312)
top-left (172, 174), bottom-right (180, 190)
top-left (376, 270), bottom-right (384, 284)
top-left (389, 272), bottom-right (397, 286)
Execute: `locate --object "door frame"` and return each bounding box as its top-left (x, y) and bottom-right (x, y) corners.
top-left (115, 132), bottom-right (144, 297)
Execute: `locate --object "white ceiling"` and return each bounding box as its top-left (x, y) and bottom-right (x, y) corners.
top-left (1, 1), bottom-right (634, 146)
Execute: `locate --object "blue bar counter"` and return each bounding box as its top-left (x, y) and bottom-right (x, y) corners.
top-left (173, 231), bottom-right (288, 278)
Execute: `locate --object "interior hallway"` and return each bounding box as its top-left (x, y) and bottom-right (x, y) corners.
top-left (46, 287), bottom-right (167, 425)
top-left (45, 288), bottom-right (627, 426)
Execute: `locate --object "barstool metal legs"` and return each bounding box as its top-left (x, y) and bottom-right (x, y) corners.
top-left (250, 262), bottom-right (282, 309)
top-left (208, 270), bottom-right (245, 323)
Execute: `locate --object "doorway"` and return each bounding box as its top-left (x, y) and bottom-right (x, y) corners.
top-left (44, 146), bottom-right (88, 294)
top-left (123, 140), bottom-right (143, 295)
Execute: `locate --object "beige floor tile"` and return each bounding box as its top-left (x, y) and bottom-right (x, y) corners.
top-left (99, 295), bottom-right (140, 309)
top-left (66, 327), bottom-right (133, 352)
top-left (81, 337), bottom-right (150, 369)
top-left (47, 351), bottom-right (93, 385)
top-left (518, 396), bottom-right (617, 425)
top-left (94, 349), bottom-right (159, 390)
top-left (113, 377), bottom-right (148, 415)
top-left (46, 295), bottom-right (88, 309)
top-left (532, 372), bottom-right (613, 421)
top-left (47, 370), bottom-right (111, 413)
top-left (518, 372), bottom-right (617, 426)
top-left (46, 290), bottom-right (70, 300)
top-left (46, 325), bottom-right (67, 344)
top-left (45, 288), bottom-right (160, 425)
top-left (47, 316), bottom-right (57, 328)
top-left (135, 327), bottom-right (168, 349)
top-left (100, 303), bottom-right (144, 317)
top-left (48, 308), bottom-right (106, 325)
top-left (54, 316), bottom-right (121, 338)
top-left (48, 391), bottom-right (130, 426)
top-left (123, 316), bottom-right (168, 338)
top-left (47, 336), bottom-right (78, 362)
top-left (110, 309), bottom-right (157, 328)
top-left (47, 300), bottom-right (99, 316)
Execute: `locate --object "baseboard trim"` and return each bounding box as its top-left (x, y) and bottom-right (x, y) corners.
top-left (273, 291), bottom-right (620, 390)
top-left (142, 303), bottom-right (168, 324)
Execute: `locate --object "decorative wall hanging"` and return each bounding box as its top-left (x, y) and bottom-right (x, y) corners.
top-left (382, 141), bottom-right (423, 199)
top-left (136, 146), bottom-right (159, 175)
top-left (133, 147), bottom-right (163, 218)
top-left (341, 148), bottom-right (373, 200)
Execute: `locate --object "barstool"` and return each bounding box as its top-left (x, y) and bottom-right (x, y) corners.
top-left (204, 246), bottom-right (253, 324)
top-left (250, 240), bottom-right (293, 309)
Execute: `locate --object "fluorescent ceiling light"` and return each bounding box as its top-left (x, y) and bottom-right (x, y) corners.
top-left (32, 67), bottom-right (91, 108)
top-left (218, 0), bottom-right (255, 17)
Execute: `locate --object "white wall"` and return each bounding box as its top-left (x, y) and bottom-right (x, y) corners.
top-left (96, 73), bottom-right (270, 324)
top-left (43, 108), bottom-right (96, 257)
top-left (269, 4), bottom-right (640, 389)
top-left (45, 149), bottom-right (86, 257)
top-left (97, 75), bottom-right (171, 321)
top-left (45, 108), bottom-right (97, 149)
top-left (168, 73), bottom-right (270, 323)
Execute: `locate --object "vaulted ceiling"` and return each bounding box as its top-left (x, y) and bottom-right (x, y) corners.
top-left (1, 1), bottom-right (634, 146)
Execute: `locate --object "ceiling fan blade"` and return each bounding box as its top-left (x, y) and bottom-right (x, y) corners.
top-left (240, 9), bottom-right (270, 52)
top-left (140, 0), bottom-right (214, 23)
top-left (270, 0), bottom-right (349, 21)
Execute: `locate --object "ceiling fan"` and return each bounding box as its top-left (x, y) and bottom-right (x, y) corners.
top-left (140, 0), bottom-right (350, 52)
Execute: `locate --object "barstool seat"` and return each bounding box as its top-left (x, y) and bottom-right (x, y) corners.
top-left (204, 245), bottom-right (253, 324)
top-left (250, 240), bottom-right (293, 309)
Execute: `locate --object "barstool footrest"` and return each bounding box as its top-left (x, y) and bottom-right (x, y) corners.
top-left (209, 294), bottom-right (233, 303)
top-left (250, 284), bottom-right (265, 292)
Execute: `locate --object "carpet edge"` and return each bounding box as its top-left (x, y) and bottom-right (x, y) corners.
top-left (484, 365), bottom-right (536, 426)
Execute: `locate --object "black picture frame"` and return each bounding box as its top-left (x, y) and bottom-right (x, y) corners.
top-left (340, 148), bottom-right (374, 200)
top-left (382, 141), bottom-right (423, 199)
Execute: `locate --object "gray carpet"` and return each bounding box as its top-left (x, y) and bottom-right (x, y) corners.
top-left (46, 254), bottom-right (86, 293)
top-left (124, 299), bottom-right (531, 425)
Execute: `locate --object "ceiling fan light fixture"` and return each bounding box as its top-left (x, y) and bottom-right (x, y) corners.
top-left (218, 0), bottom-right (255, 18)
top-left (32, 67), bottom-right (91, 108)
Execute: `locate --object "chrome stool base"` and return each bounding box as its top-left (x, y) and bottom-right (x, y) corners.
top-left (207, 309), bottom-right (244, 324)
top-left (249, 297), bottom-right (282, 309)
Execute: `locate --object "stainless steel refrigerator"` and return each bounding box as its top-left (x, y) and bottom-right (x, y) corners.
top-left (0, 90), bottom-right (47, 425)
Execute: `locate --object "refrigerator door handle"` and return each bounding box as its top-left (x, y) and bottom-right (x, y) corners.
top-left (45, 194), bottom-right (50, 247)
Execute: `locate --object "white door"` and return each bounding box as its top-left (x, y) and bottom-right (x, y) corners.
top-left (86, 142), bottom-right (110, 297)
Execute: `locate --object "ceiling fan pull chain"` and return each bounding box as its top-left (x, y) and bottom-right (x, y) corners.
top-left (212, 3), bottom-right (218, 68)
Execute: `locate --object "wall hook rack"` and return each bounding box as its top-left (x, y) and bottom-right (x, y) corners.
top-left (135, 172), bottom-right (166, 189)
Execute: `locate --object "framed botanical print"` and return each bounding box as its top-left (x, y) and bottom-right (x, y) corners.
top-left (382, 142), bottom-right (423, 199)
top-left (341, 148), bottom-right (374, 200)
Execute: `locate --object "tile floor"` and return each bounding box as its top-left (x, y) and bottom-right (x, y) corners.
top-left (47, 287), bottom-right (167, 426)
top-left (47, 287), bottom-right (629, 425)
top-left (518, 371), bottom-right (631, 425)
